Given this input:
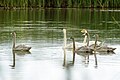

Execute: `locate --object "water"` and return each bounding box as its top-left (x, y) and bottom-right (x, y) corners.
top-left (0, 8), bottom-right (120, 80)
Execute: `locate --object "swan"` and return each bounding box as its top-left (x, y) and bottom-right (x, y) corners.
top-left (75, 32), bottom-right (93, 54)
top-left (11, 32), bottom-right (31, 51)
top-left (71, 35), bottom-right (97, 65)
top-left (81, 29), bottom-right (102, 46)
top-left (74, 31), bottom-right (93, 64)
top-left (82, 29), bottom-right (116, 53)
top-left (95, 35), bottom-right (116, 52)
top-left (63, 29), bottom-right (85, 49)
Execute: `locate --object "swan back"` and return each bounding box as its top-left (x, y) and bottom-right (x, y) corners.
top-left (90, 34), bottom-right (116, 52)
top-left (13, 44), bottom-right (31, 51)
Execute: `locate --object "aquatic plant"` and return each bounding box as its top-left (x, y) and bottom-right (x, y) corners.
top-left (0, 0), bottom-right (120, 8)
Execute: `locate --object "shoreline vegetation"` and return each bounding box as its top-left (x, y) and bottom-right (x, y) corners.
top-left (0, 0), bottom-right (120, 9)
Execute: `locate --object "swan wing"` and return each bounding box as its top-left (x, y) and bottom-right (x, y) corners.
top-left (14, 44), bottom-right (31, 51)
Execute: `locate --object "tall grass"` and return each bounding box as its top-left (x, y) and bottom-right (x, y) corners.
top-left (0, 0), bottom-right (120, 9)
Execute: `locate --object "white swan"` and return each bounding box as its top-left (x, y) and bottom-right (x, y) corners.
top-left (11, 32), bottom-right (31, 51)
top-left (81, 29), bottom-right (102, 46)
top-left (63, 29), bottom-right (84, 49)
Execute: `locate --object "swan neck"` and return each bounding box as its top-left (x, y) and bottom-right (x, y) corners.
top-left (13, 33), bottom-right (16, 49)
top-left (72, 37), bottom-right (75, 64)
top-left (63, 29), bottom-right (67, 48)
top-left (72, 38), bottom-right (75, 51)
top-left (86, 33), bottom-right (90, 46)
top-left (94, 35), bottom-right (98, 49)
top-left (83, 35), bottom-right (87, 44)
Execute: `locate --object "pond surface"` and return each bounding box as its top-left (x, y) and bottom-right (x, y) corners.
top-left (0, 8), bottom-right (120, 80)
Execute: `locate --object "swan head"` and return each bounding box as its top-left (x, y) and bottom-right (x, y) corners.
top-left (81, 29), bottom-right (88, 35)
top-left (93, 34), bottom-right (99, 39)
top-left (70, 36), bottom-right (74, 40)
top-left (63, 29), bottom-right (66, 33)
top-left (11, 31), bottom-right (16, 37)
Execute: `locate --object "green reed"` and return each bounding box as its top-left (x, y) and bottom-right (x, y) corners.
top-left (0, 0), bottom-right (120, 8)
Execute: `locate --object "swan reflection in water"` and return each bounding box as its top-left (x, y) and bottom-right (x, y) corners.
top-left (10, 50), bottom-right (31, 68)
top-left (10, 31), bottom-right (31, 68)
top-left (98, 51), bottom-right (115, 55)
top-left (14, 50), bottom-right (31, 56)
